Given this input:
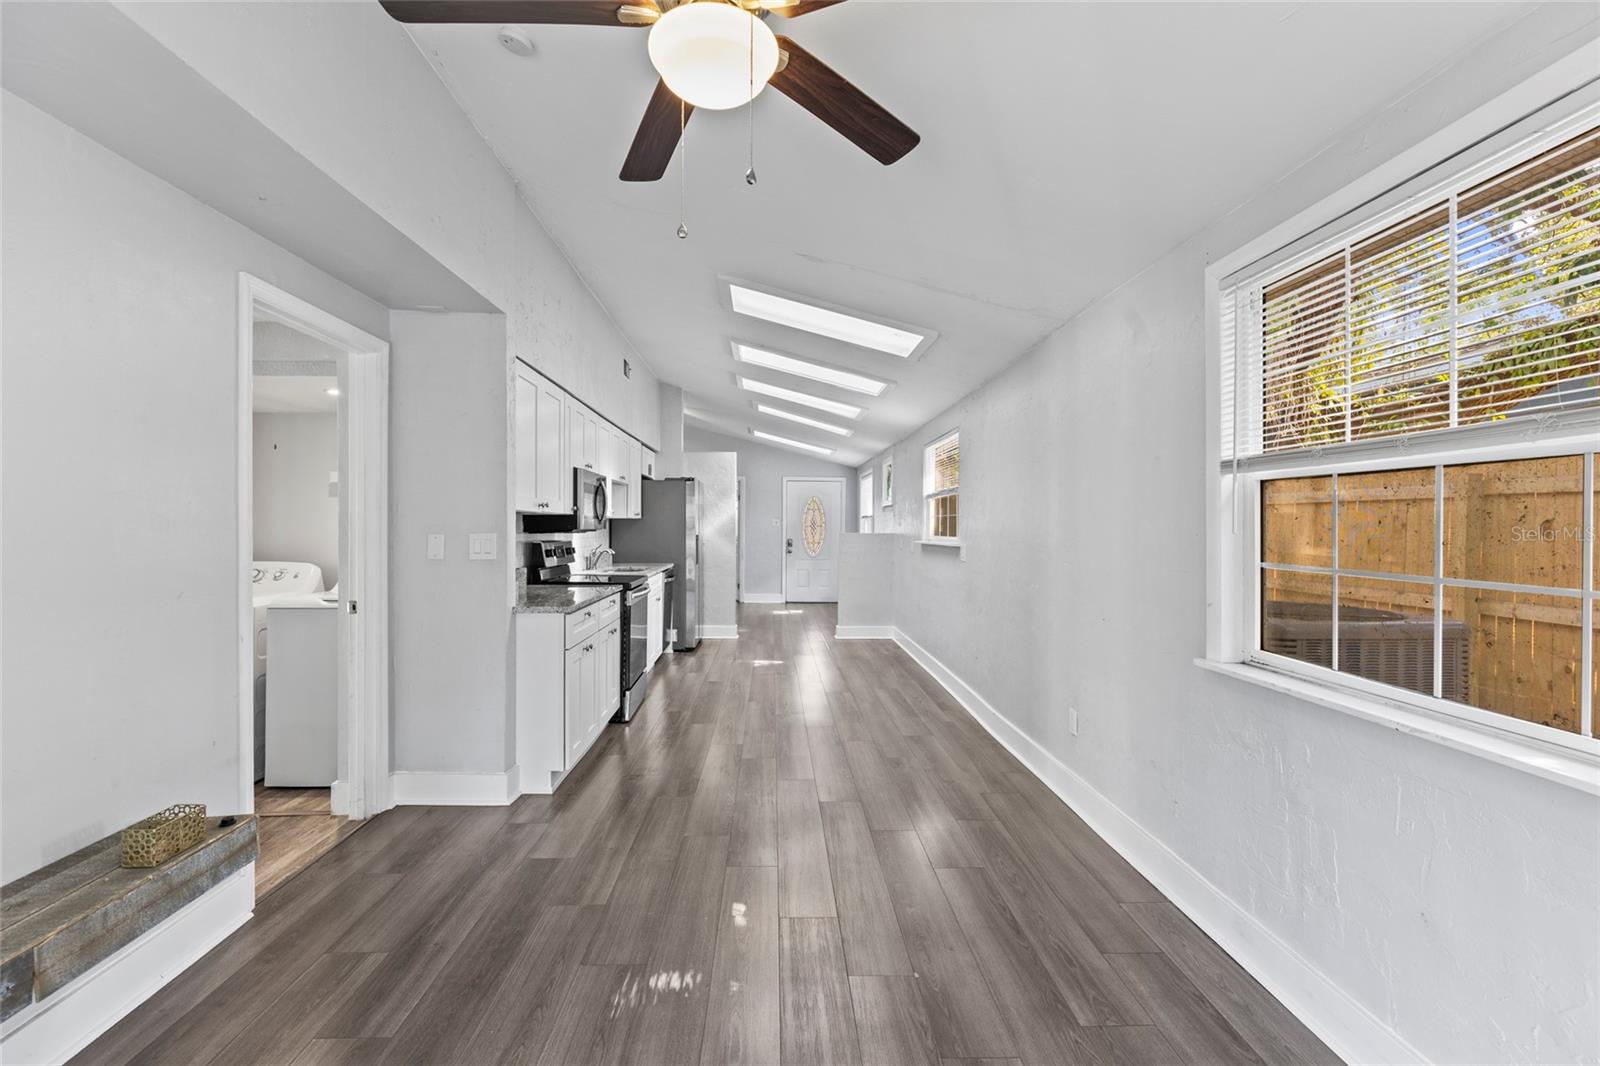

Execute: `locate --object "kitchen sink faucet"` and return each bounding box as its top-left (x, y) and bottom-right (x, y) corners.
top-left (587, 546), bottom-right (616, 570)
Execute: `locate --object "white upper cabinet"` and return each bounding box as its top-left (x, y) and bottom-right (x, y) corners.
top-left (514, 369), bottom-right (539, 513)
top-left (534, 375), bottom-right (567, 511)
top-left (643, 448), bottom-right (657, 481)
top-left (566, 393), bottom-right (600, 474)
top-left (515, 363), bottom-right (572, 513)
top-left (623, 439), bottom-right (643, 518)
top-left (601, 422), bottom-right (620, 482)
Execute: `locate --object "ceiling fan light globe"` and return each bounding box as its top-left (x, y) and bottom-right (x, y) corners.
top-left (648, 1), bottom-right (779, 110)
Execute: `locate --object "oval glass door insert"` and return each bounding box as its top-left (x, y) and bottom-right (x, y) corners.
top-left (802, 496), bottom-right (826, 557)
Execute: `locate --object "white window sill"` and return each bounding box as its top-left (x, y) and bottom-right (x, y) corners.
top-left (1194, 658), bottom-right (1600, 796)
top-left (916, 539), bottom-right (962, 548)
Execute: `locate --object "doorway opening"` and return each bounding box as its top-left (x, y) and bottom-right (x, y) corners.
top-left (782, 476), bottom-right (845, 603)
top-left (240, 275), bottom-right (390, 899)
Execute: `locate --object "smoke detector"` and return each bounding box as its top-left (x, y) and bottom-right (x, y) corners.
top-left (497, 26), bottom-right (534, 57)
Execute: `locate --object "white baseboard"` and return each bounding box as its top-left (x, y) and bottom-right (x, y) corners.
top-left (699, 625), bottom-right (739, 639)
top-left (0, 866), bottom-right (254, 1066)
top-left (890, 627), bottom-right (1425, 1066)
top-left (390, 765), bottom-right (520, 806)
top-left (740, 592), bottom-right (785, 604)
top-left (834, 625), bottom-right (895, 639)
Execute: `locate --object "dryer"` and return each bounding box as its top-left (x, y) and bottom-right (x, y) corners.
top-left (250, 562), bottom-right (325, 779)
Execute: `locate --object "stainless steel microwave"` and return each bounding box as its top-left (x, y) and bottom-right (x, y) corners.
top-left (573, 467), bottom-right (609, 532)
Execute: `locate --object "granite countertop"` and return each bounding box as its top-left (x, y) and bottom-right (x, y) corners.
top-left (514, 584), bottom-right (621, 615)
top-left (571, 563), bottom-right (675, 579)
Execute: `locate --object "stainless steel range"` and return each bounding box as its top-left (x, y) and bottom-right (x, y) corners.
top-left (523, 541), bottom-right (654, 722)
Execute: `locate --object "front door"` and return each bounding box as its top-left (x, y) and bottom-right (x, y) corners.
top-left (783, 479), bottom-right (843, 603)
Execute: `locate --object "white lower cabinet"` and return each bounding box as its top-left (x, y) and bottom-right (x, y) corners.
top-left (564, 640), bottom-right (587, 767)
top-left (515, 591), bottom-right (622, 793)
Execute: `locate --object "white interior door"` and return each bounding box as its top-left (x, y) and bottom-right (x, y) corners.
top-left (784, 479), bottom-right (843, 603)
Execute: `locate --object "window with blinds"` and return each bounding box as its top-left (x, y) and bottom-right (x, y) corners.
top-left (1219, 111), bottom-right (1600, 748)
top-left (923, 430), bottom-right (960, 541)
top-left (1228, 122), bottom-right (1600, 460)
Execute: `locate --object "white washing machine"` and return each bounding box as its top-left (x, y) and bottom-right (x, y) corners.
top-left (251, 562), bottom-right (327, 780)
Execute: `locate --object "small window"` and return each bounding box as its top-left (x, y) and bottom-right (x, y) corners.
top-left (923, 430), bottom-right (960, 542)
top-left (859, 472), bottom-right (874, 533)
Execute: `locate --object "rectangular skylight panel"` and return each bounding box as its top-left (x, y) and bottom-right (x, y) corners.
top-left (738, 377), bottom-right (862, 419)
top-left (735, 344), bottom-right (889, 396)
top-left (729, 284), bottom-right (924, 357)
top-left (752, 430), bottom-right (834, 455)
top-left (755, 404), bottom-right (853, 436)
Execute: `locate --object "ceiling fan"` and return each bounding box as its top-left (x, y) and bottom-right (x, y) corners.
top-left (378, 0), bottom-right (920, 181)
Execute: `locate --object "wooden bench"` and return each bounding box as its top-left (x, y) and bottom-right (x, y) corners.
top-left (1, 817), bottom-right (258, 1022)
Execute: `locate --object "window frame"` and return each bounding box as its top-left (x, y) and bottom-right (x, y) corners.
top-left (923, 428), bottom-right (961, 545)
top-left (1241, 435), bottom-right (1595, 756)
top-left (1204, 58), bottom-right (1600, 777)
top-left (859, 471), bottom-right (874, 533)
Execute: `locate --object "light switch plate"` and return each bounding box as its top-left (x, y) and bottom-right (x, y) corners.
top-left (469, 532), bottom-right (498, 560)
top-left (427, 534), bottom-right (445, 560)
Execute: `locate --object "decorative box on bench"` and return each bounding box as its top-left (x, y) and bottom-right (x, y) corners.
top-left (0, 815), bottom-right (258, 1023)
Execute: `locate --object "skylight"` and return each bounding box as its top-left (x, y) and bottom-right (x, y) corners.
top-left (728, 283), bottom-right (926, 357)
top-left (734, 343), bottom-right (890, 396)
top-left (752, 429), bottom-right (834, 455)
top-left (755, 404), bottom-right (853, 436)
top-left (737, 377), bottom-right (862, 419)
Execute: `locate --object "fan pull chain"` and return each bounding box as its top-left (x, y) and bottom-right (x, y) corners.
top-left (745, 8), bottom-right (757, 186)
top-left (676, 97), bottom-right (689, 239)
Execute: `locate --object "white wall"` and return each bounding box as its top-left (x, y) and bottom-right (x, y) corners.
top-left (388, 311), bottom-right (516, 776)
top-left (685, 426), bottom-right (859, 600)
top-left (252, 412), bottom-right (339, 586)
top-left (846, 19), bottom-right (1600, 1063)
top-left (0, 93), bottom-right (388, 882)
top-left (682, 452), bottom-right (738, 633)
top-left (117, 0), bottom-right (662, 447)
top-left (657, 385), bottom-right (686, 478)
top-left (836, 534), bottom-right (895, 631)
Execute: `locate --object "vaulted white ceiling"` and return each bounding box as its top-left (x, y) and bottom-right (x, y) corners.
top-left (399, 1), bottom-right (1533, 464)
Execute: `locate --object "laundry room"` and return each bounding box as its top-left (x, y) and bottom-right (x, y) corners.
top-left (249, 319), bottom-right (354, 895)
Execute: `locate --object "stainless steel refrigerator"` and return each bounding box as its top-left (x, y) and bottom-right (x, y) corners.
top-left (611, 477), bottom-right (700, 650)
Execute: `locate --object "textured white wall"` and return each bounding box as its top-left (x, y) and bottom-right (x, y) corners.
top-left (252, 413), bottom-right (339, 586)
top-left (0, 93), bottom-right (387, 881)
top-left (683, 452), bottom-right (738, 631)
top-left (685, 426), bottom-right (859, 599)
top-left (836, 534), bottom-right (895, 630)
top-left (850, 18), bottom-right (1600, 1061)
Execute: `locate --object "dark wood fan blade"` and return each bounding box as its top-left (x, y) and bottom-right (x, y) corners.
top-left (620, 80), bottom-right (692, 181)
top-left (769, 36), bottom-right (919, 165)
top-left (378, 0), bottom-right (656, 26)
top-left (765, 0), bottom-right (846, 17)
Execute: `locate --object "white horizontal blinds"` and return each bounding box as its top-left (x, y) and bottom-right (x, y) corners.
top-left (1455, 127), bottom-right (1600, 426)
top-left (1260, 255), bottom-right (1347, 452)
top-left (1234, 121), bottom-right (1600, 461)
top-left (1349, 205), bottom-right (1453, 439)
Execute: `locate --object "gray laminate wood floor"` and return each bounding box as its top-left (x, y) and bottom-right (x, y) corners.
top-left (74, 603), bottom-right (1341, 1066)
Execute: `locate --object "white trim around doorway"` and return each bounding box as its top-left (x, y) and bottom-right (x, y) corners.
top-left (239, 274), bottom-right (392, 822)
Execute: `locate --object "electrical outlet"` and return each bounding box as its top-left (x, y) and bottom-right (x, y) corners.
top-left (1068, 706), bottom-right (1079, 737)
top-left (427, 534), bottom-right (445, 560)
top-left (468, 532), bottom-right (498, 560)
